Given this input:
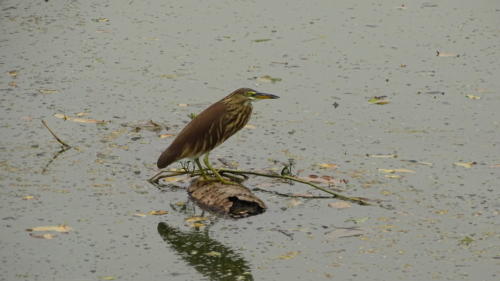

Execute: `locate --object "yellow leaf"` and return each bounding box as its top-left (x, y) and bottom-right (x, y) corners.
top-left (99, 276), bottom-right (116, 280)
top-left (38, 89), bottom-right (58, 94)
top-left (133, 213), bottom-right (146, 217)
top-left (278, 251), bottom-right (300, 260)
top-left (185, 216), bottom-right (209, 223)
top-left (148, 210), bottom-right (168, 215)
top-left (256, 75), bottom-right (282, 83)
top-left (465, 95), bottom-right (480, 100)
top-left (384, 174), bottom-right (401, 179)
top-left (368, 96), bottom-right (390, 105)
top-left (159, 134), bottom-right (175, 138)
top-left (22, 195), bottom-right (35, 200)
top-left (378, 168), bottom-right (415, 173)
top-left (178, 103), bottom-right (188, 107)
top-left (27, 225), bottom-right (72, 233)
top-left (454, 161), bottom-right (476, 168)
top-left (29, 233), bottom-right (56, 239)
top-left (8, 70), bottom-right (18, 77)
top-left (328, 201), bottom-right (351, 209)
top-left (318, 163), bottom-right (338, 169)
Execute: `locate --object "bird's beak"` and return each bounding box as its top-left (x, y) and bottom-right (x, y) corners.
top-left (253, 92), bottom-right (280, 99)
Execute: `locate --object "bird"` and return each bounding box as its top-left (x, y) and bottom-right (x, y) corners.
top-left (157, 88), bottom-right (279, 184)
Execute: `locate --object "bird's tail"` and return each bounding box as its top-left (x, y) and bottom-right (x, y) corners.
top-left (157, 148), bottom-right (179, 169)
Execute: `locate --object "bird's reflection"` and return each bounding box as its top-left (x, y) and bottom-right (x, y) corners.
top-left (157, 222), bottom-right (253, 281)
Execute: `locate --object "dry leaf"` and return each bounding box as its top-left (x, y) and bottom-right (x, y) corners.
top-left (278, 251), bottom-right (300, 260)
top-left (436, 50), bottom-right (459, 57)
top-left (27, 225), bottom-right (72, 233)
top-left (38, 89), bottom-right (58, 94)
top-left (178, 103), bottom-right (188, 107)
top-left (256, 75), bottom-right (282, 83)
top-left (454, 161), bottom-right (476, 168)
top-left (318, 163), bottom-right (338, 170)
top-left (159, 133), bottom-right (175, 138)
top-left (148, 210), bottom-right (168, 215)
top-left (95, 18), bottom-right (110, 23)
top-left (378, 168), bottom-right (415, 173)
top-left (368, 96), bottom-right (390, 105)
top-left (244, 124), bottom-right (256, 129)
top-left (328, 201), bottom-right (351, 209)
top-left (287, 198), bottom-right (302, 208)
top-left (99, 276), bottom-right (116, 281)
top-left (8, 81), bottom-right (17, 87)
top-left (367, 154), bottom-right (397, 158)
top-left (22, 195), bottom-right (35, 200)
top-left (133, 213), bottom-right (147, 217)
top-left (8, 70), bottom-right (18, 77)
top-left (54, 113), bottom-right (106, 124)
top-left (75, 112), bottom-right (90, 117)
top-left (465, 95), bottom-right (480, 100)
top-left (29, 233), bottom-right (56, 239)
top-left (435, 209), bottom-right (448, 215)
top-left (384, 174), bottom-right (402, 179)
top-left (185, 216), bottom-right (209, 223)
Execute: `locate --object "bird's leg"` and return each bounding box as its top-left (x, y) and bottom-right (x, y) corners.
top-left (194, 158), bottom-right (208, 180)
top-left (203, 153), bottom-right (232, 184)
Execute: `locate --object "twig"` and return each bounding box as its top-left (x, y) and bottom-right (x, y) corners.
top-left (41, 120), bottom-right (71, 148)
top-left (148, 168), bottom-right (372, 206)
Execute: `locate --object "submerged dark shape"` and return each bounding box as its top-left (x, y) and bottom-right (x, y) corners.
top-left (157, 222), bottom-right (254, 281)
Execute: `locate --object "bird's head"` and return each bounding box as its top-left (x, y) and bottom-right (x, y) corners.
top-left (224, 88), bottom-right (279, 105)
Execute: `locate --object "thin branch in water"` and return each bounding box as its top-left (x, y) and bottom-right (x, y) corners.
top-left (41, 120), bottom-right (71, 148)
top-left (41, 120), bottom-right (72, 174)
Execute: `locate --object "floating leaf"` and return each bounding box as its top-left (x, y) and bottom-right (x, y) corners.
top-left (400, 159), bottom-right (433, 166)
top-left (8, 81), bottom-right (17, 87)
top-left (148, 210), bottom-right (168, 215)
top-left (7, 70), bottom-right (18, 77)
top-left (133, 213), bottom-right (147, 217)
top-left (368, 96), bottom-right (390, 105)
top-left (93, 18), bottom-right (110, 23)
top-left (185, 216), bottom-right (209, 223)
top-left (454, 161), bottom-right (476, 168)
top-left (345, 217), bottom-right (369, 224)
top-left (99, 276), bottom-right (116, 281)
top-left (253, 38), bottom-right (271, 43)
top-left (465, 95), bottom-right (480, 100)
top-left (435, 209), bottom-right (448, 215)
top-left (256, 75), bottom-right (282, 83)
top-left (22, 195), bottom-right (35, 200)
top-left (318, 163), bottom-right (338, 170)
top-left (490, 164), bottom-right (500, 168)
top-left (278, 251), bottom-right (300, 260)
top-left (54, 113), bottom-right (106, 124)
top-left (287, 198), bottom-right (302, 208)
top-left (178, 103), bottom-right (188, 107)
top-left (38, 89), bottom-right (58, 94)
top-left (384, 174), bottom-right (401, 179)
top-left (378, 168), bottom-right (415, 174)
top-left (436, 50), bottom-right (459, 57)
top-left (244, 124), bottom-right (256, 129)
top-left (29, 233), bottom-right (56, 239)
top-left (458, 236), bottom-right (474, 246)
top-left (27, 225), bottom-right (72, 233)
top-left (75, 112), bottom-right (90, 117)
top-left (367, 154), bottom-right (397, 158)
top-left (326, 228), bottom-right (366, 240)
top-left (159, 133), bottom-right (175, 138)
top-left (328, 201), bottom-right (351, 209)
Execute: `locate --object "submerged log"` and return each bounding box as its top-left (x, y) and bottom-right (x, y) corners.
top-left (187, 179), bottom-right (266, 218)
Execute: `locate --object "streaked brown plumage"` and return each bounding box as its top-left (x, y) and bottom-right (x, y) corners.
top-left (157, 88), bottom-right (278, 172)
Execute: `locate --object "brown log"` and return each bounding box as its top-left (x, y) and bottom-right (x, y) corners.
top-left (187, 179), bottom-right (266, 218)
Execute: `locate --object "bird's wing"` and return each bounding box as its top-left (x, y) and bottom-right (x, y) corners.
top-left (157, 102), bottom-right (227, 168)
